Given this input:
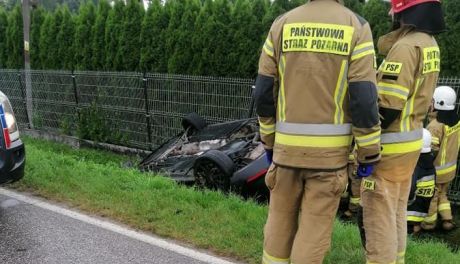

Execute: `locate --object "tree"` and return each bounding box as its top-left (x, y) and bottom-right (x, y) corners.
top-left (105, 0), bottom-right (125, 70)
top-left (189, 0), bottom-right (212, 75)
top-left (30, 6), bottom-right (45, 68)
top-left (118, 0), bottom-right (144, 71)
top-left (344, 0), bottom-right (364, 14)
top-left (48, 6), bottom-right (64, 69)
top-left (168, 0), bottom-right (200, 74)
top-left (0, 7), bottom-right (8, 68)
top-left (437, 0), bottom-right (460, 75)
top-left (5, 4), bottom-right (24, 69)
top-left (140, 0), bottom-right (164, 72)
top-left (56, 5), bottom-right (75, 70)
top-left (92, 0), bottom-right (111, 70)
top-left (38, 12), bottom-right (53, 69)
top-left (74, 1), bottom-right (96, 70)
top-left (361, 0), bottom-right (391, 62)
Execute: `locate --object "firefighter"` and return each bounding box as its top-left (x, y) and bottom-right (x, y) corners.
top-left (255, 1), bottom-right (381, 263)
top-left (359, 0), bottom-right (445, 263)
top-left (422, 86), bottom-right (460, 231)
top-left (407, 129), bottom-right (436, 234)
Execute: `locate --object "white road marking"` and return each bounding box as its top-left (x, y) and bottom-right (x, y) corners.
top-left (0, 188), bottom-right (239, 264)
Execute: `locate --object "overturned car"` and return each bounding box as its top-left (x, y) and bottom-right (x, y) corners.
top-left (139, 113), bottom-right (270, 199)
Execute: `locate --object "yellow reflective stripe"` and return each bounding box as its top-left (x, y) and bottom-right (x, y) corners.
top-left (263, 38), bottom-right (275, 58)
top-left (263, 250), bottom-right (289, 264)
top-left (334, 60), bottom-right (348, 124)
top-left (275, 133), bottom-right (353, 148)
top-left (432, 136), bottom-right (440, 145)
top-left (356, 130), bottom-right (381, 147)
top-left (397, 251), bottom-right (405, 264)
top-left (350, 197), bottom-right (361, 205)
top-left (382, 139), bottom-right (423, 155)
top-left (400, 77), bottom-right (423, 132)
top-left (417, 180), bottom-right (435, 188)
top-left (259, 120), bottom-right (276, 135)
top-left (440, 126), bottom-right (448, 166)
top-left (379, 90), bottom-right (408, 101)
top-left (354, 42), bottom-right (374, 51)
top-left (424, 213), bottom-right (437, 223)
top-left (351, 49), bottom-right (375, 61)
top-left (436, 164), bottom-right (457, 176)
top-left (278, 55), bottom-right (286, 122)
top-left (438, 203), bottom-right (451, 212)
top-left (407, 215), bottom-right (425, 222)
top-left (348, 154), bottom-right (355, 161)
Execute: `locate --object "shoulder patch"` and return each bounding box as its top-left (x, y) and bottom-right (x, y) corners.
top-left (381, 61), bottom-right (403, 75)
top-left (362, 179), bottom-right (376, 191)
top-left (353, 13), bottom-right (367, 26)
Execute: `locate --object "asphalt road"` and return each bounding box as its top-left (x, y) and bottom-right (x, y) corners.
top-left (0, 189), bottom-right (237, 264)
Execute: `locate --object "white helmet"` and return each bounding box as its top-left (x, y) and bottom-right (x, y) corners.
top-left (422, 129), bottom-right (432, 153)
top-left (433, 86), bottom-right (457, 111)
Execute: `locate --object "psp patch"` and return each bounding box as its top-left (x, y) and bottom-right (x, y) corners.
top-left (381, 62), bottom-right (403, 75)
top-left (362, 179), bottom-right (376, 191)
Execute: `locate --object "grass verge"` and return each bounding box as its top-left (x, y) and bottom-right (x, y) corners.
top-left (8, 137), bottom-right (460, 264)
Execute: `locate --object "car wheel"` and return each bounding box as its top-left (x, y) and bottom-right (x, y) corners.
top-left (193, 150), bottom-right (235, 191)
top-left (182, 112), bottom-right (207, 132)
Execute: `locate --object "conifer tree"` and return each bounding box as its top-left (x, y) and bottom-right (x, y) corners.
top-left (5, 4), bottom-right (23, 69)
top-left (0, 7), bottom-right (8, 68)
top-left (189, 0), bottom-right (212, 75)
top-left (38, 13), bottom-right (53, 69)
top-left (344, 0), bottom-right (363, 14)
top-left (74, 1), bottom-right (96, 70)
top-left (48, 7), bottom-right (64, 69)
top-left (105, 0), bottom-right (125, 71)
top-left (57, 5), bottom-right (75, 70)
top-left (92, 0), bottom-right (111, 70)
top-left (437, 0), bottom-right (460, 75)
top-left (118, 0), bottom-right (144, 71)
top-left (30, 7), bottom-right (45, 69)
top-left (140, 0), bottom-right (164, 72)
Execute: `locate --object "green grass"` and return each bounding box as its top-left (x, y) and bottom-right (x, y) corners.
top-left (9, 137), bottom-right (460, 264)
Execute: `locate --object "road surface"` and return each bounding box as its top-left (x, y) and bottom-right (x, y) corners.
top-left (0, 188), bottom-right (238, 264)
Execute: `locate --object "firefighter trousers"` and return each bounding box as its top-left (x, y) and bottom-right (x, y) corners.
top-left (422, 182), bottom-right (453, 229)
top-left (263, 164), bottom-right (348, 264)
top-left (360, 174), bottom-right (411, 264)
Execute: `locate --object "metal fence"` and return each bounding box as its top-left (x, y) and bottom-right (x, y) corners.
top-left (2, 69), bottom-right (460, 202)
top-left (0, 69), bottom-right (255, 150)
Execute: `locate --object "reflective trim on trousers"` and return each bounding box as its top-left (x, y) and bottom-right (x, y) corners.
top-left (262, 250), bottom-right (290, 264)
top-left (407, 211), bottom-right (427, 222)
top-left (380, 129), bottom-right (423, 144)
top-left (424, 213), bottom-right (438, 224)
top-left (439, 203), bottom-right (452, 212)
top-left (276, 122), bottom-right (351, 136)
top-left (397, 251), bottom-right (405, 264)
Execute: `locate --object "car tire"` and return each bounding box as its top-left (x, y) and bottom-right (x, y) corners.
top-left (182, 112), bottom-right (207, 132)
top-left (193, 150), bottom-right (235, 191)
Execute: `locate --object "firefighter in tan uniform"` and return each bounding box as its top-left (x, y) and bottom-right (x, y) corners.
top-left (359, 1), bottom-right (445, 263)
top-left (422, 86), bottom-right (460, 231)
top-left (255, 1), bottom-right (381, 263)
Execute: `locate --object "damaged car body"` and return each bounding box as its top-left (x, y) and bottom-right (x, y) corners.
top-left (139, 113), bottom-right (270, 199)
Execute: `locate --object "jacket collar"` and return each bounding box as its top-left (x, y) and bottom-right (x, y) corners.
top-left (377, 26), bottom-right (414, 56)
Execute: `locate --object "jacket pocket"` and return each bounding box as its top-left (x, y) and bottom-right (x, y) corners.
top-left (265, 164), bottom-right (278, 191)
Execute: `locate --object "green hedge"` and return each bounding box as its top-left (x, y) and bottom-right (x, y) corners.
top-left (0, 0), bottom-right (459, 78)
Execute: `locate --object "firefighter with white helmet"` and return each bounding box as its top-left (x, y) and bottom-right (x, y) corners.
top-left (407, 129), bottom-right (436, 234)
top-left (422, 86), bottom-right (459, 231)
top-left (359, 0), bottom-right (445, 263)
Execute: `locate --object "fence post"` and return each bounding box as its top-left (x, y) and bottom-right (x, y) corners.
top-left (247, 85), bottom-right (256, 118)
top-left (71, 70), bottom-right (81, 130)
top-left (142, 72), bottom-right (153, 150)
top-left (17, 72), bottom-right (31, 129)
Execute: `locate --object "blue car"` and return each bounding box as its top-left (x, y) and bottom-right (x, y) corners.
top-left (0, 91), bottom-right (25, 184)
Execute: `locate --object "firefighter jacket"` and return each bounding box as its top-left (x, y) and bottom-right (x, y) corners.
top-left (376, 26), bottom-right (440, 182)
top-left (254, 0), bottom-right (381, 170)
top-left (407, 153), bottom-right (436, 223)
top-left (428, 118), bottom-right (460, 183)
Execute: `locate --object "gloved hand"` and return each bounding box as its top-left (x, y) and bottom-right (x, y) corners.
top-left (357, 164), bottom-right (374, 178)
top-left (265, 149), bottom-right (273, 164)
